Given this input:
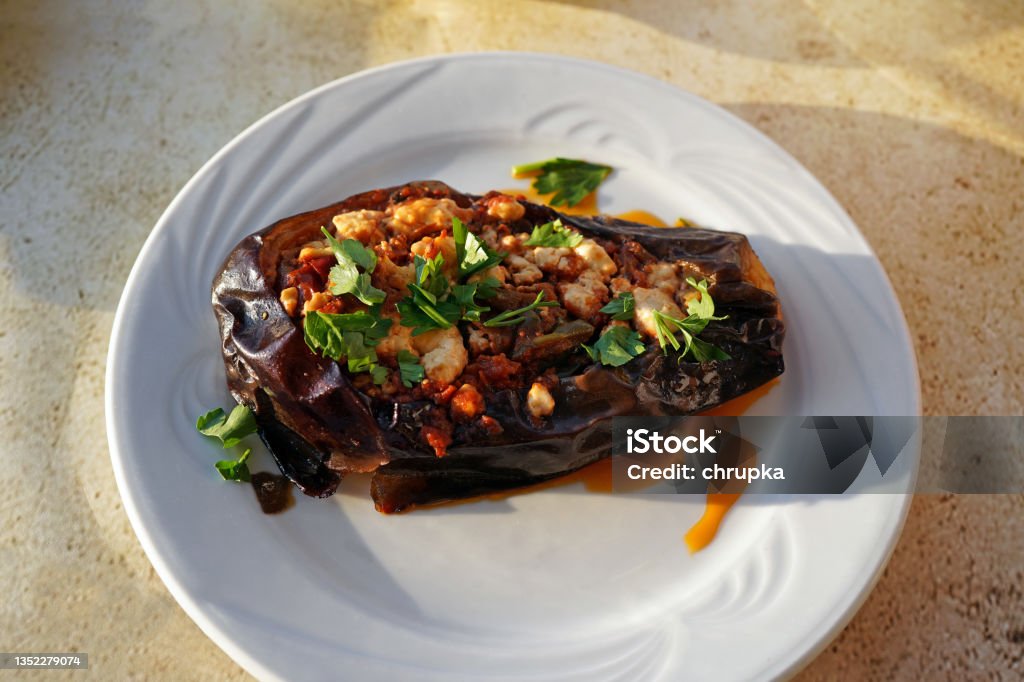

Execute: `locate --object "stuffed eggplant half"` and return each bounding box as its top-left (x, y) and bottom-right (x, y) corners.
top-left (212, 181), bottom-right (784, 512)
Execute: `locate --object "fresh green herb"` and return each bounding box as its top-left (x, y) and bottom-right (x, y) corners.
top-left (370, 365), bottom-right (389, 385)
top-left (303, 310), bottom-right (393, 378)
top-left (474, 276), bottom-right (501, 300)
top-left (339, 238), bottom-right (377, 271)
top-left (683, 277), bottom-right (718, 319)
top-left (397, 297), bottom-right (460, 335)
top-left (511, 157), bottom-right (613, 207)
top-left (398, 253), bottom-right (500, 333)
top-left (320, 227), bottom-right (386, 305)
top-left (398, 245), bottom-right (510, 333)
top-left (452, 282), bottom-right (491, 322)
top-left (397, 350), bottom-right (426, 388)
top-left (405, 253), bottom-right (449, 310)
top-left (341, 331), bottom-right (377, 373)
top-left (582, 326), bottom-right (646, 367)
top-left (346, 337), bottom-right (388, 376)
top-left (651, 310), bottom-right (687, 352)
top-left (197, 404), bottom-right (258, 482)
top-left (650, 278), bottom-right (731, 361)
top-left (398, 253), bottom-right (462, 334)
top-left (524, 219), bottom-right (584, 248)
top-left (215, 448), bottom-right (252, 482)
top-left (452, 216), bottom-right (504, 278)
top-left (351, 273), bottom-right (386, 305)
top-left (303, 310), bottom-right (388, 359)
top-left (452, 215), bottom-right (468, 268)
top-left (303, 309), bottom-right (346, 359)
top-left (483, 291), bottom-right (558, 327)
top-left (321, 226), bottom-right (359, 295)
top-left (413, 253), bottom-right (448, 299)
top-left (599, 292), bottom-right (635, 321)
top-left (327, 260), bottom-right (358, 296)
top-left (651, 308), bottom-right (724, 359)
top-left (196, 404), bottom-right (258, 448)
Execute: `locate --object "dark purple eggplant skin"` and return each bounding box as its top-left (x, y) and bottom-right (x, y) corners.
top-left (212, 181), bottom-right (784, 512)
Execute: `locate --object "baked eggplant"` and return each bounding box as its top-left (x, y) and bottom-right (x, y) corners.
top-left (212, 181), bottom-right (784, 512)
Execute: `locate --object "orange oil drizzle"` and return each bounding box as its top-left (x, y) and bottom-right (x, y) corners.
top-left (683, 493), bottom-right (742, 552)
top-left (699, 378), bottom-right (779, 417)
top-left (681, 379), bottom-right (779, 551)
top-left (616, 209), bottom-right (668, 226)
top-left (500, 187), bottom-right (684, 228)
top-left (500, 186), bottom-right (599, 216)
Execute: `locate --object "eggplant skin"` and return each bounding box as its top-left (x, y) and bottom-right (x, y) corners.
top-left (212, 181), bottom-right (784, 512)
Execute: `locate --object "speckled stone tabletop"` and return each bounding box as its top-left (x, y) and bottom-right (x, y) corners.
top-left (3, 1), bottom-right (1022, 679)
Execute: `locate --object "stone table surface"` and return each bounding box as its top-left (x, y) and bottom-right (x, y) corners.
top-left (2, 0), bottom-right (1022, 679)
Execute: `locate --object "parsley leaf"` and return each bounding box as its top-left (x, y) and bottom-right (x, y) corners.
top-left (413, 253), bottom-right (449, 300)
top-left (398, 254), bottom-right (465, 334)
top-left (303, 310), bottom-right (393, 378)
top-left (397, 297), bottom-right (461, 334)
top-left (196, 404), bottom-right (258, 448)
top-left (320, 227), bottom-right (385, 305)
top-left (688, 336), bottom-right (732, 362)
top-left (303, 310), bottom-right (386, 360)
top-left (370, 365), bottom-right (389, 385)
top-left (474, 276), bottom-right (501, 300)
top-left (684, 277), bottom-right (723, 320)
top-left (327, 261), bottom-right (359, 296)
top-left (215, 448), bottom-right (252, 482)
top-left (452, 216), bottom-right (504, 278)
top-left (398, 215), bottom-right (512, 333)
top-left (650, 278), bottom-right (731, 361)
top-left (651, 310), bottom-right (686, 353)
top-left (397, 349), bottom-right (426, 388)
top-left (452, 282), bottom-right (491, 322)
top-left (401, 277), bottom-right (499, 331)
top-left (512, 157), bottom-right (613, 207)
top-left (197, 404), bottom-right (258, 482)
top-left (342, 331), bottom-right (377, 373)
top-left (351, 273), bottom-right (386, 305)
top-left (600, 292), bottom-right (635, 320)
top-left (340, 239), bottom-right (377, 271)
top-left (483, 291), bottom-right (558, 327)
top-left (524, 219), bottom-right (583, 248)
top-left (582, 326), bottom-right (646, 367)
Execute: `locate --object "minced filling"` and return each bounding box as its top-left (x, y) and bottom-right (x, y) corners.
top-left (277, 187), bottom-right (711, 456)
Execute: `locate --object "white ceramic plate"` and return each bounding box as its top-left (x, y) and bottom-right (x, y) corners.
top-left (107, 53), bottom-right (921, 681)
